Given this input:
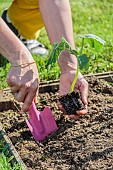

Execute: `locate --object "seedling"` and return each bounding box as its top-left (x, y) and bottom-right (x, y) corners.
top-left (46, 34), bottom-right (105, 114)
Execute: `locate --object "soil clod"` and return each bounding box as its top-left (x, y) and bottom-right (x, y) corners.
top-left (59, 91), bottom-right (84, 115)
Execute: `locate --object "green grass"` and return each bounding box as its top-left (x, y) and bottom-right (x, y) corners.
top-left (0, 153), bottom-right (22, 170)
top-left (0, 0), bottom-right (113, 89)
top-left (0, 0), bottom-right (11, 15)
top-left (70, 0), bottom-right (113, 73)
top-left (0, 63), bottom-right (10, 89)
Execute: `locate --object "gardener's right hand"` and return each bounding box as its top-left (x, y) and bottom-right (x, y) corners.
top-left (58, 51), bottom-right (88, 119)
top-left (58, 71), bottom-right (88, 119)
top-left (6, 62), bottom-right (40, 112)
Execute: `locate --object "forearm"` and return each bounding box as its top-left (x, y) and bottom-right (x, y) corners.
top-left (0, 17), bottom-right (34, 65)
top-left (38, 0), bottom-right (77, 73)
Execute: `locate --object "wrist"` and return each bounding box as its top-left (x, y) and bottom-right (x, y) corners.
top-left (11, 61), bottom-right (36, 68)
top-left (9, 50), bottom-right (34, 66)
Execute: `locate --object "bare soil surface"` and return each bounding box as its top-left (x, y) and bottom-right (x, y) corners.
top-left (0, 77), bottom-right (113, 170)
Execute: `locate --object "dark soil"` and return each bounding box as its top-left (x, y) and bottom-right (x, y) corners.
top-left (0, 77), bottom-right (113, 170)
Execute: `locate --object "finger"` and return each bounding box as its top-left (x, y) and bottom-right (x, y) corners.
top-left (33, 96), bottom-right (37, 103)
top-left (76, 105), bottom-right (88, 115)
top-left (6, 75), bottom-right (15, 86)
top-left (14, 92), bottom-right (18, 99)
top-left (10, 86), bottom-right (20, 93)
top-left (33, 90), bottom-right (38, 103)
top-left (80, 81), bottom-right (88, 105)
top-left (57, 100), bottom-right (67, 115)
top-left (15, 86), bottom-right (29, 102)
top-left (57, 100), bottom-right (63, 110)
top-left (21, 90), bottom-right (37, 112)
top-left (7, 75), bottom-right (21, 87)
top-left (68, 114), bottom-right (80, 120)
top-left (81, 94), bottom-right (88, 105)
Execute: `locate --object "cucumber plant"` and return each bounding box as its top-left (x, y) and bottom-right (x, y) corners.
top-left (46, 34), bottom-right (105, 114)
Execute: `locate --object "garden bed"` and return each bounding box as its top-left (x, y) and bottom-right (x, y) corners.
top-left (0, 73), bottom-right (113, 170)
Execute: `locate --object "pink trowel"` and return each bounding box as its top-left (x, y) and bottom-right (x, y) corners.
top-left (26, 102), bottom-right (58, 142)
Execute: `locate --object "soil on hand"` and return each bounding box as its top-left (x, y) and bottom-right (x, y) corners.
top-left (59, 91), bottom-right (84, 115)
top-left (0, 77), bottom-right (113, 170)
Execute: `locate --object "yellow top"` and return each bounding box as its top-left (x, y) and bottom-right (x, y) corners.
top-left (8, 0), bottom-right (44, 39)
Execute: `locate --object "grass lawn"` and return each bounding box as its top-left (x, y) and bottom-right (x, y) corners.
top-left (0, 0), bottom-right (113, 88)
top-left (70, 0), bottom-right (113, 73)
top-left (0, 0), bottom-right (113, 51)
top-left (0, 0), bottom-right (11, 15)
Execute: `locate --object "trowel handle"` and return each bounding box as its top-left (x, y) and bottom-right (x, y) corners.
top-left (28, 102), bottom-right (40, 117)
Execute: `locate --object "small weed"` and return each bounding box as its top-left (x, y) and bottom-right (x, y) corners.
top-left (0, 138), bottom-right (22, 170)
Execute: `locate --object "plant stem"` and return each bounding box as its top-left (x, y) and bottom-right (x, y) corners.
top-left (80, 38), bottom-right (84, 55)
top-left (70, 61), bottom-right (79, 93)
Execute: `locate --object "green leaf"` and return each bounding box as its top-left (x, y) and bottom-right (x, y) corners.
top-left (78, 54), bottom-right (89, 71)
top-left (8, 156), bottom-right (14, 163)
top-left (70, 49), bottom-right (78, 56)
top-left (80, 34), bottom-right (106, 52)
top-left (46, 37), bottom-right (73, 69)
top-left (46, 43), bottom-right (59, 69)
top-left (2, 145), bottom-right (8, 153)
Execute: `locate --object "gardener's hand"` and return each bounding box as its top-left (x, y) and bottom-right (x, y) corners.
top-left (6, 62), bottom-right (40, 112)
top-left (58, 71), bottom-right (88, 119)
top-left (0, 18), bottom-right (40, 112)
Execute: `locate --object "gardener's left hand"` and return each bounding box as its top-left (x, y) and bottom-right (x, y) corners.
top-left (58, 71), bottom-right (88, 119)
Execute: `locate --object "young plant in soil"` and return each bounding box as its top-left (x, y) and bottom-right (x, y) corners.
top-left (46, 34), bottom-right (105, 115)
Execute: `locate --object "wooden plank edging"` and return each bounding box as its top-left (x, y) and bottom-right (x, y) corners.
top-left (39, 71), bottom-right (113, 93)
